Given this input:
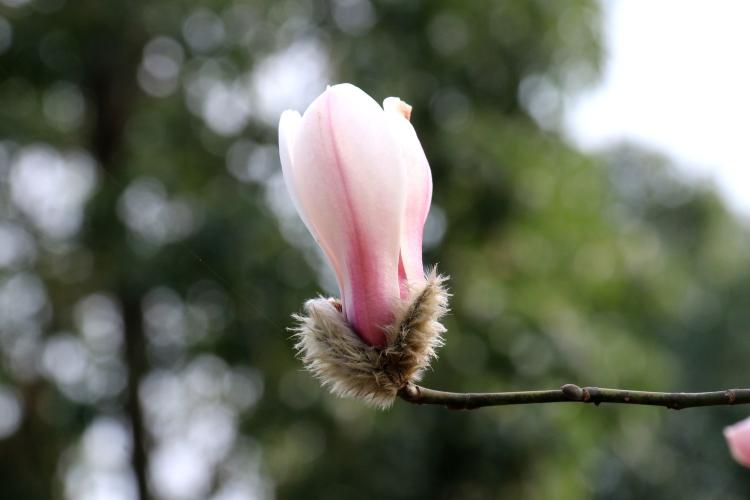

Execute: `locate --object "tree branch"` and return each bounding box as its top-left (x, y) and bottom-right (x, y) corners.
top-left (398, 383), bottom-right (750, 410)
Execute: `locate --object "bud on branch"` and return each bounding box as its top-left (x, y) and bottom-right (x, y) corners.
top-left (277, 83), bottom-right (750, 469)
top-left (279, 84), bottom-right (448, 407)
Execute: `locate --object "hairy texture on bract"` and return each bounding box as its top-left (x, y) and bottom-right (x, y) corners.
top-left (292, 270), bottom-right (449, 408)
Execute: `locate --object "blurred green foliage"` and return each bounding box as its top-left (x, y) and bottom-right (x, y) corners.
top-left (0, 0), bottom-right (749, 499)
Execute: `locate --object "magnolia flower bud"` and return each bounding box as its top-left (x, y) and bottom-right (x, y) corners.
top-left (279, 83), bottom-right (448, 407)
top-left (725, 416), bottom-right (750, 468)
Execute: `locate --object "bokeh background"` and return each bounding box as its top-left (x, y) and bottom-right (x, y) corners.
top-left (1, 0), bottom-right (749, 499)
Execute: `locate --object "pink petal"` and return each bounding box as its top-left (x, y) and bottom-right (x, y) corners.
top-left (384, 97), bottom-right (433, 287)
top-left (290, 84), bottom-right (407, 346)
top-left (279, 109), bottom-right (347, 296)
top-left (725, 416), bottom-right (750, 468)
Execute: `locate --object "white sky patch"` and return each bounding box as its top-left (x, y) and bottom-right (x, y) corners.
top-left (250, 39), bottom-right (329, 126)
top-left (9, 145), bottom-right (97, 239)
top-left (63, 417), bottom-right (138, 500)
top-left (565, 0), bottom-right (750, 216)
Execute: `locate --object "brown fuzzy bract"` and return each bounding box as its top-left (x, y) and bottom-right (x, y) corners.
top-left (292, 270), bottom-right (449, 408)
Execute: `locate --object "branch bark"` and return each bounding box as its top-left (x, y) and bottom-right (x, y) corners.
top-left (398, 383), bottom-right (750, 410)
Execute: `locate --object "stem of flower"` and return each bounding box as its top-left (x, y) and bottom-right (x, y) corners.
top-left (398, 383), bottom-right (750, 410)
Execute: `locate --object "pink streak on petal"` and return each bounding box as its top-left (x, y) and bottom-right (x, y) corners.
top-left (292, 84), bottom-right (405, 347)
top-left (725, 416), bottom-right (750, 468)
top-left (325, 89), bottom-right (402, 346)
top-left (397, 255), bottom-right (408, 299)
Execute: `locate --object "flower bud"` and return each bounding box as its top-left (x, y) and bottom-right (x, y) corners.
top-left (279, 83), bottom-right (448, 407)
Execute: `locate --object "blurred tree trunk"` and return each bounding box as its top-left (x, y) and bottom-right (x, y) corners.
top-left (82, 6), bottom-right (150, 498)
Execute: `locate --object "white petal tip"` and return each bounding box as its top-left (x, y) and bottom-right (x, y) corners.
top-left (280, 109), bottom-right (302, 122)
top-left (383, 96), bottom-right (412, 121)
top-left (279, 110), bottom-right (302, 143)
